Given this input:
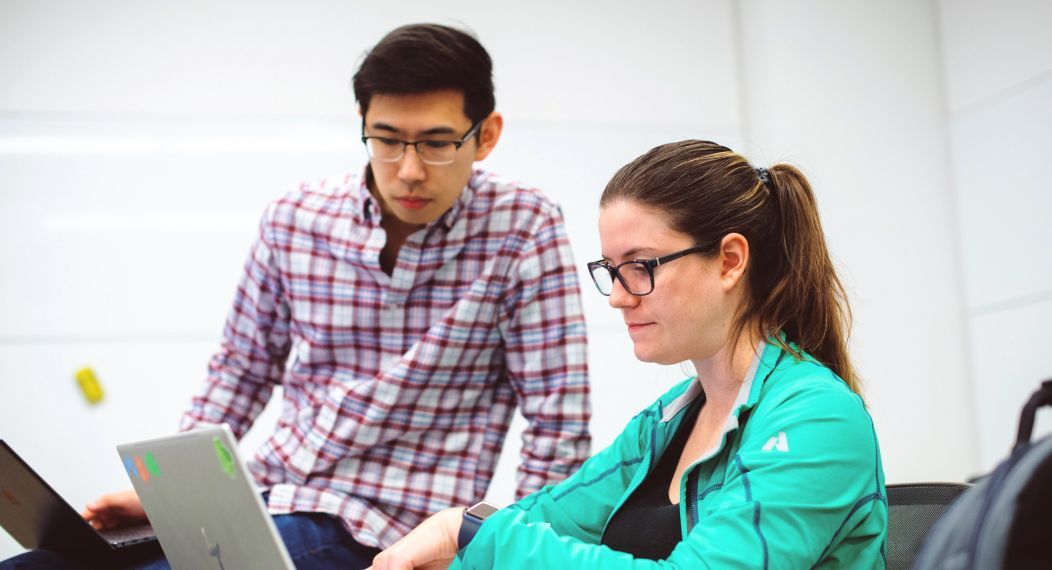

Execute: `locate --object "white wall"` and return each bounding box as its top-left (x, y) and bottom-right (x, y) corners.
top-left (3, 0), bottom-right (1046, 560)
top-left (937, 0), bottom-right (1052, 470)
top-left (735, 0), bottom-right (977, 482)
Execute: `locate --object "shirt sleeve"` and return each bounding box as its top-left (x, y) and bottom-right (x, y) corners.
top-left (179, 207), bottom-right (292, 437)
top-left (501, 204), bottom-right (592, 497)
top-left (453, 380), bottom-right (886, 569)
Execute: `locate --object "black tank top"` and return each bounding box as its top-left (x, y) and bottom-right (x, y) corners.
top-left (601, 397), bottom-right (703, 560)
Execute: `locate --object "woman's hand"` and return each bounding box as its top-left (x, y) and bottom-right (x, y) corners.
top-left (369, 507), bottom-right (464, 570)
top-left (81, 489), bottom-right (148, 530)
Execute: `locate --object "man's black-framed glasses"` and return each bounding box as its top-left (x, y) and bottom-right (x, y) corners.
top-left (361, 121), bottom-right (482, 166)
top-left (587, 242), bottom-right (716, 296)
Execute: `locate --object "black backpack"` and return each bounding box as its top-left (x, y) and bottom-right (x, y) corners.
top-left (913, 379), bottom-right (1052, 569)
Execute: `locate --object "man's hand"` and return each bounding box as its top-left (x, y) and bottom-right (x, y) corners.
top-left (369, 507), bottom-right (463, 570)
top-left (81, 490), bottom-right (148, 530)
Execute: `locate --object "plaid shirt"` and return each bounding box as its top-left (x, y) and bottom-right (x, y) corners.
top-left (180, 168), bottom-right (591, 548)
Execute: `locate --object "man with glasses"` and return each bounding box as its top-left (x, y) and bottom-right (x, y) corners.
top-left (15, 24), bottom-right (592, 570)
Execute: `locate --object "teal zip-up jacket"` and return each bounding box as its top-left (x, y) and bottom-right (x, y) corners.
top-left (453, 341), bottom-right (887, 568)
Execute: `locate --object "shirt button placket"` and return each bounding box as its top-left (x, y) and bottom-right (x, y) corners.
top-left (379, 299), bottom-right (404, 371)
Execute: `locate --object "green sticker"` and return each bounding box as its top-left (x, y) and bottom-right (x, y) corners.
top-left (212, 436), bottom-right (236, 479)
top-left (144, 452), bottom-right (161, 477)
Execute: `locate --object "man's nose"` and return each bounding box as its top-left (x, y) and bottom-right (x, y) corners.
top-left (397, 145), bottom-right (427, 183)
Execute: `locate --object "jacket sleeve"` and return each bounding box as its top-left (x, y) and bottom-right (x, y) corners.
top-left (180, 206), bottom-right (291, 437)
top-left (453, 406), bottom-right (661, 568)
top-left (501, 204), bottom-right (591, 497)
top-left (453, 378), bottom-right (886, 569)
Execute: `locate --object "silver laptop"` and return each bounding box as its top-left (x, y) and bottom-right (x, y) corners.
top-left (117, 425), bottom-right (294, 570)
top-left (0, 440), bottom-right (156, 560)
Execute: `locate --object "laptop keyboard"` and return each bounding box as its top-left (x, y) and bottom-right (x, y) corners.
top-left (99, 523), bottom-right (156, 546)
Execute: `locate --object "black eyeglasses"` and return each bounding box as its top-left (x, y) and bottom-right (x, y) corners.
top-left (361, 121), bottom-right (481, 166)
top-left (587, 242), bottom-right (717, 296)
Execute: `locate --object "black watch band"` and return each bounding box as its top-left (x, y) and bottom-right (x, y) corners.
top-left (457, 501), bottom-right (499, 550)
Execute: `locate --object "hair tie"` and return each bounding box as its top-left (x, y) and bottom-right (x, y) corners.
top-left (755, 167), bottom-right (770, 186)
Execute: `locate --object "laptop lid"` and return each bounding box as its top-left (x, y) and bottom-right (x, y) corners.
top-left (0, 440), bottom-right (155, 557)
top-left (117, 425), bottom-right (294, 570)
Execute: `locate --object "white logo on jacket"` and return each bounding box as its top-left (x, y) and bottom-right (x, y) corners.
top-left (763, 431), bottom-right (789, 452)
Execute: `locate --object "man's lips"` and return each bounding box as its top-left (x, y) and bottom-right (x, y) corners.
top-left (626, 322), bottom-right (655, 331)
top-left (396, 197), bottom-right (431, 210)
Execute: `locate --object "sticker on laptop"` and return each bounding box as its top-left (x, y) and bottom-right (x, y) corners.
top-left (133, 456), bottom-right (151, 482)
top-left (143, 452), bottom-right (161, 477)
top-left (123, 456), bottom-right (138, 479)
top-left (213, 436), bottom-right (237, 479)
top-left (124, 452), bottom-right (161, 482)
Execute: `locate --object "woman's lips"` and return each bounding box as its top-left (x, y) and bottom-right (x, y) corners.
top-left (397, 197), bottom-right (430, 210)
top-left (627, 322), bottom-right (655, 332)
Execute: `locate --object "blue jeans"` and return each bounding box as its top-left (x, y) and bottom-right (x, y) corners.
top-left (0, 512), bottom-right (381, 570)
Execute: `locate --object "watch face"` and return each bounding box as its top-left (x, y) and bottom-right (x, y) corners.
top-left (467, 502), bottom-right (499, 519)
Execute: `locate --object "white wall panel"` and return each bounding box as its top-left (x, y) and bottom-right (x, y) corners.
top-left (968, 299), bottom-right (1052, 471)
top-left (736, 0), bottom-right (975, 482)
top-left (0, 0), bottom-right (739, 127)
top-left (0, 116), bottom-right (363, 339)
top-left (937, 0), bottom-right (1052, 112)
top-left (948, 78), bottom-right (1052, 310)
top-left (939, 0), bottom-right (1052, 477)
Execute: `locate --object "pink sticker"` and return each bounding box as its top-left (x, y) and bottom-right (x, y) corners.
top-left (134, 455), bottom-right (150, 483)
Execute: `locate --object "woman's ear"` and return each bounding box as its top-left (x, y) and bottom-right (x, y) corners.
top-left (473, 112), bottom-right (504, 161)
top-left (719, 233), bottom-right (749, 291)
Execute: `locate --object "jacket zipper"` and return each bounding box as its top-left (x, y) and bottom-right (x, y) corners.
top-left (601, 411), bottom-right (663, 542)
top-left (686, 469), bottom-right (700, 532)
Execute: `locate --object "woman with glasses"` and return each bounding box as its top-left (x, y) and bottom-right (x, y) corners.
top-left (370, 140), bottom-right (888, 569)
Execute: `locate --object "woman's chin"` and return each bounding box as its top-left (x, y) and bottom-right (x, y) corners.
top-left (632, 345), bottom-right (678, 366)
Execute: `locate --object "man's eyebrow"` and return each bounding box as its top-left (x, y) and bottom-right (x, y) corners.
top-left (366, 123), bottom-right (459, 137)
top-left (418, 126), bottom-right (458, 136)
top-left (368, 122), bottom-right (401, 134)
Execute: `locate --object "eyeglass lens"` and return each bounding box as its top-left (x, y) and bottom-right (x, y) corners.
top-left (590, 262), bottom-right (652, 295)
top-left (365, 139), bottom-right (458, 164)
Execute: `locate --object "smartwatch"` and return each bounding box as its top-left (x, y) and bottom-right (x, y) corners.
top-left (457, 501), bottom-right (500, 550)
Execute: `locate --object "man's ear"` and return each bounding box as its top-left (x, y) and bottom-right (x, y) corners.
top-left (473, 111), bottom-right (503, 161)
top-left (719, 233), bottom-right (750, 291)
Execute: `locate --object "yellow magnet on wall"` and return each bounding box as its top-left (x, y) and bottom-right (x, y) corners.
top-left (74, 367), bottom-right (105, 405)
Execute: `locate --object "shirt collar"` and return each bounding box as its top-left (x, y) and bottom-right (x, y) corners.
top-left (434, 171), bottom-right (477, 232)
top-left (357, 166), bottom-right (381, 225)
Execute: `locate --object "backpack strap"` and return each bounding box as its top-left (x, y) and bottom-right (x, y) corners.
top-left (1014, 379), bottom-right (1052, 451)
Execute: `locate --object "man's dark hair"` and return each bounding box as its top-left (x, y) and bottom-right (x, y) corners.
top-left (353, 24), bottom-right (495, 125)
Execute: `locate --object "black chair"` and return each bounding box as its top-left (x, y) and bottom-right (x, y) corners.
top-left (886, 482), bottom-right (970, 570)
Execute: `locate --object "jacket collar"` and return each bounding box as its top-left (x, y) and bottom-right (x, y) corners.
top-left (660, 339), bottom-right (786, 423)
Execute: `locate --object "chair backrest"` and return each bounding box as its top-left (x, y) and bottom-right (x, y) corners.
top-left (886, 482), bottom-right (970, 570)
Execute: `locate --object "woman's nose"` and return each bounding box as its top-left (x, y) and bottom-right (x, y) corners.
top-left (607, 277), bottom-right (639, 309)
